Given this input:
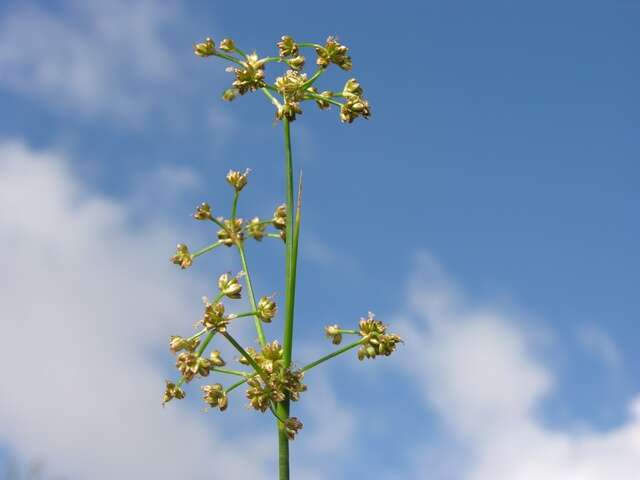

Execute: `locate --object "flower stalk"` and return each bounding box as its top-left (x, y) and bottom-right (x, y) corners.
top-left (163, 34), bottom-right (401, 480)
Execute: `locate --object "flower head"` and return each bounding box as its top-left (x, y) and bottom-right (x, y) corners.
top-left (171, 244), bottom-right (193, 269)
top-left (277, 35), bottom-right (299, 57)
top-left (218, 272), bottom-right (242, 299)
top-left (193, 202), bottom-right (212, 221)
top-left (202, 383), bottom-right (228, 411)
top-left (316, 36), bottom-right (352, 70)
top-left (162, 381), bottom-right (185, 405)
top-left (194, 37), bottom-right (215, 57)
top-left (231, 53), bottom-right (266, 94)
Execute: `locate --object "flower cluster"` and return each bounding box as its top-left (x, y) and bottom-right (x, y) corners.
top-left (193, 34), bottom-right (370, 124)
top-left (357, 312), bottom-right (403, 360)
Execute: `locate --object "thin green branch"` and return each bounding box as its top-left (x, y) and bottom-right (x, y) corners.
top-left (212, 367), bottom-right (251, 377)
top-left (304, 91), bottom-right (343, 107)
top-left (237, 244), bottom-right (267, 346)
top-left (221, 331), bottom-right (267, 381)
top-left (192, 241), bottom-right (224, 258)
top-left (300, 337), bottom-right (366, 373)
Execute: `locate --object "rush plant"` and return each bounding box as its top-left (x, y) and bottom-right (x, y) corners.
top-left (163, 35), bottom-right (402, 479)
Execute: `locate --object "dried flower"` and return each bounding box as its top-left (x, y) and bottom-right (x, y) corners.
top-left (340, 95), bottom-right (371, 123)
top-left (316, 36), bottom-right (352, 70)
top-left (194, 37), bottom-right (215, 57)
top-left (272, 204), bottom-right (287, 230)
top-left (342, 78), bottom-right (363, 97)
top-left (277, 35), bottom-right (299, 57)
top-left (162, 381), bottom-right (185, 405)
top-left (217, 218), bottom-right (244, 246)
top-left (169, 335), bottom-right (201, 353)
top-left (193, 202), bottom-right (212, 220)
top-left (257, 296), bottom-right (277, 322)
top-left (201, 299), bottom-right (228, 332)
top-left (209, 350), bottom-right (226, 367)
top-left (219, 38), bottom-right (235, 52)
top-left (226, 169), bottom-right (250, 191)
top-left (202, 383), bottom-right (228, 411)
top-left (247, 217), bottom-right (266, 241)
top-left (284, 417), bottom-right (303, 440)
top-left (171, 244), bottom-right (193, 269)
top-left (275, 70), bottom-right (307, 102)
top-left (231, 53), bottom-right (266, 94)
top-left (218, 272), bottom-right (242, 299)
top-left (246, 368), bottom-right (306, 412)
top-left (176, 352), bottom-right (212, 382)
top-left (324, 324), bottom-right (342, 345)
top-left (276, 102), bottom-right (303, 121)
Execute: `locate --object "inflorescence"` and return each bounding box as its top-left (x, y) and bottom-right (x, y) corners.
top-left (163, 35), bottom-right (401, 442)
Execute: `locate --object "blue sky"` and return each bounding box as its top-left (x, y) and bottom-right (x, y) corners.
top-left (0, 1), bottom-right (638, 479)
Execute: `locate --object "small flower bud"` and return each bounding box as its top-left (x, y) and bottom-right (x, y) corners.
top-left (272, 204), bottom-right (287, 230)
top-left (324, 324), bottom-right (343, 345)
top-left (231, 53), bottom-right (266, 94)
top-left (357, 312), bottom-right (403, 360)
top-left (209, 350), bottom-right (226, 367)
top-left (219, 38), bottom-right (235, 52)
top-left (218, 272), bottom-right (242, 299)
top-left (247, 217), bottom-right (266, 241)
top-left (193, 202), bottom-right (212, 220)
top-left (284, 417), bottom-right (303, 440)
top-left (308, 87), bottom-right (332, 110)
top-left (257, 296), bottom-right (277, 322)
top-left (287, 55), bottom-right (306, 70)
top-left (277, 35), bottom-right (299, 57)
top-left (162, 381), bottom-right (185, 405)
top-left (171, 244), bottom-right (193, 269)
top-left (202, 383), bottom-right (228, 411)
top-left (194, 37), bottom-right (215, 57)
top-left (222, 88), bottom-right (238, 101)
top-left (226, 169), bottom-right (250, 191)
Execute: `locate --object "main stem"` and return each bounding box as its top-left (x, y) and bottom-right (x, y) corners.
top-left (278, 117), bottom-right (296, 480)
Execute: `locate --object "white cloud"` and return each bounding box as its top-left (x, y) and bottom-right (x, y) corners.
top-left (0, 140), bottom-right (272, 479)
top-left (0, 0), bottom-right (180, 121)
top-left (578, 325), bottom-right (623, 370)
top-left (397, 252), bottom-right (640, 480)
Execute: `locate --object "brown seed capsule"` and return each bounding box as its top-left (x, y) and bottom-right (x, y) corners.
top-left (202, 383), bottom-right (228, 411)
top-left (162, 380), bottom-right (185, 405)
top-left (219, 38), bottom-right (235, 52)
top-left (171, 244), bottom-right (193, 269)
top-left (218, 272), bottom-right (242, 299)
top-left (193, 202), bottom-right (212, 220)
top-left (324, 324), bottom-right (343, 345)
top-left (277, 35), bottom-right (299, 57)
top-left (247, 217), bottom-right (266, 241)
top-left (257, 296), bottom-right (277, 322)
top-left (226, 169), bottom-right (250, 191)
top-left (284, 417), bottom-right (303, 440)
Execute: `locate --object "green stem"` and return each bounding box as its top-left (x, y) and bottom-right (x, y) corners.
top-left (237, 244), bottom-right (267, 346)
top-left (221, 331), bottom-right (267, 381)
top-left (192, 241), bottom-right (223, 258)
top-left (300, 338), bottom-right (366, 373)
top-left (282, 117), bottom-right (296, 369)
top-left (304, 91), bottom-right (343, 107)
top-left (298, 42), bottom-right (323, 49)
top-left (212, 367), bottom-right (250, 377)
top-left (301, 69), bottom-right (325, 90)
top-left (261, 87), bottom-right (282, 108)
top-left (231, 191), bottom-right (239, 221)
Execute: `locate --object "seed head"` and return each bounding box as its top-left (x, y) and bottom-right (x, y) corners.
top-left (218, 272), bottom-right (242, 299)
top-left (276, 101), bottom-right (303, 121)
top-left (275, 70), bottom-right (307, 102)
top-left (247, 217), bottom-right (266, 241)
top-left (357, 312), bottom-right (403, 360)
top-left (315, 36), bottom-right (352, 70)
top-left (176, 352), bottom-right (211, 382)
top-left (202, 383), bottom-right (228, 411)
top-left (231, 53), bottom-right (266, 94)
top-left (257, 295), bottom-right (277, 322)
top-left (277, 35), bottom-right (299, 57)
top-left (272, 204), bottom-right (287, 230)
top-left (193, 202), bottom-right (212, 221)
top-left (340, 95), bottom-right (371, 123)
top-left (171, 244), bottom-right (193, 269)
top-left (217, 218), bottom-right (244, 246)
top-left (194, 37), bottom-right (215, 57)
top-left (226, 169), bottom-right (250, 191)
top-left (284, 417), bottom-right (303, 440)
top-left (201, 299), bottom-right (228, 332)
top-left (162, 381), bottom-right (185, 405)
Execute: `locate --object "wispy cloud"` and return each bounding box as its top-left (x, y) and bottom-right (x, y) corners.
top-left (0, 140), bottom-right (271, 479)
top-left (396, 252), bottom-right (640, 479)
top-left (578, 324), bottom-right (623, 370)
top-left (0, 0), bottom-right (183, 122)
